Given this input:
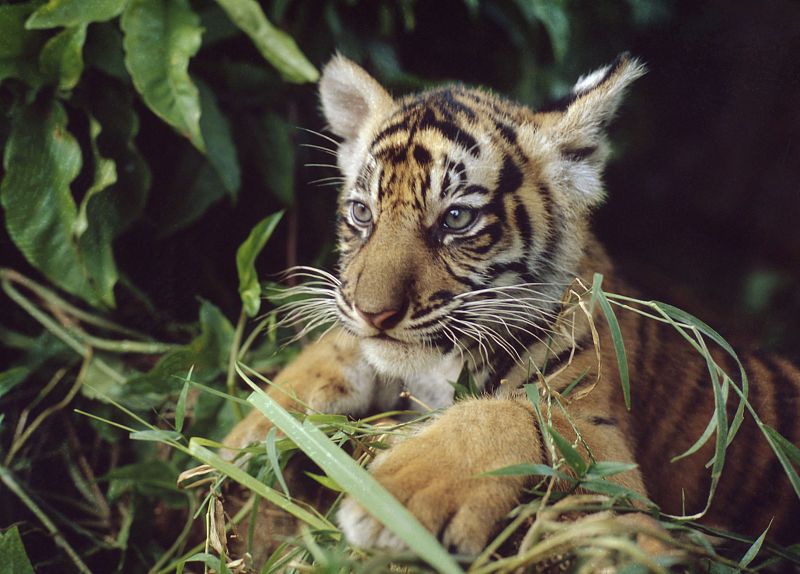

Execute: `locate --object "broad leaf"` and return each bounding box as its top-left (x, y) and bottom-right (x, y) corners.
top-left (0, 526), bottom-right (34, 574)
top-left (121, 0), bottom-right (204, 150)
top-left (0, 367), bottom-right (28, 400)
top-left (81, 79), bottom-right (151, 235)
top-left (0, 99), bottom-right (118, 308)
top-left (198, 80), bottom-right (240, 198)
top-left (105, 460), bottom-right (185, 506)
top-left (513, 0), bottom-right (570, 62)
top-left (38, 24), bottom-right (86, 90)
top-left (74, 116), bottom-right (118, 240)
top-left (0, 3), bottom-right (46, 86)
top-left (214, 0), bottom-right (318, 83)
top-left (549, 426), bottom-right (587, 476)
top-left (26, 0), bottom-right (128, 29)
top-left (237, 212), bottom-right (284, 317)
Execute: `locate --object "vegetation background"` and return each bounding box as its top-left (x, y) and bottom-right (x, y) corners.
top-left (1, 0), bottom-right (798, 572)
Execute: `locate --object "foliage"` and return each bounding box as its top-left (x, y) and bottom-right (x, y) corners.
top-left (0, 0), bottom-right (798, 573)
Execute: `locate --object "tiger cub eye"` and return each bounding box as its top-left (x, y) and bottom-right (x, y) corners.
top-left (350, 201), bottom-right (373, 225)
top-left (443, 206), bottom-right (477, 231)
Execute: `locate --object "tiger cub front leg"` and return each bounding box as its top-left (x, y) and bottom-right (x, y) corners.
top-left (338, 397), bottom-right (647, 555)
top-left (224, 328), bottom-right (387, 451)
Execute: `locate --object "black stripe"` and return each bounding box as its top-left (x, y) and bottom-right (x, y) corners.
top-left (376, 144), bottom-right (408, 165)
top-left (372, 121), bottom-right (408, 145)
top-left (514, 203), bottom-right (533, 251)
top-left (418, 111), bottom-right (480, 157)
top-left (412, 144), bottom-right (432, 165)
top-left (590, 416), bottom-right (618, 426)
top-left (760, 354), bottom-right (798, 492)
top-left (495, 121), bottom-right (518, 145)
top-left (487, 260), bottom-right (528, 277)
top-left (563, 146), bottom-right (597, 162)
top-left (463, 184), bottom-right (490, 195)
top-left (436, 88), bottom-right (478, 121)
top-left (496, 156), bottom-right (522, 195)
top-left (460, 222), bottom-right (503, 255)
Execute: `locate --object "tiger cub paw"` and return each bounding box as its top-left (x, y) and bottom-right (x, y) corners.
top-left (338, 398), bottom-right (540, 555)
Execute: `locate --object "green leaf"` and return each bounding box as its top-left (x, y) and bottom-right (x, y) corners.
top-left (762, 425), bottom-right (800, 499)
top-left (0, 367), bottom-right (28, 400)
top-left (304, 471), bottom-right (344, 492)
top-left (265, 426), bottom-right (290, 496)
top-left (513, 0), bottom-right (570, 62)
top-left (129, 429), bottom-right (183, 442)
top-left (38, 24), bottom-right (86, 90)
top-left (482, 463), bottom-right (571, 481)
top-left (175, 377), bottom-right (190, 433)
top-left (82, 79), bottom-right (151, 235)
top-left (214, 0), bottom-right (318, 83)
top-left (0, 525), bottom-right (34, 574)
top-left (121, 0), bottom-right (204, 150)
top-left (197, 80), bottom-right (240, 198)
top-left (105, 460), bottom-right (184, 505)
top-left (84, 21), bottom-right (128, 80)
top-left (0, 99), bottom-right (120, 308)
top-left (579, 479), bottom-right (651, 504)
top-left (0, 3), bottom-right (47, 86)
top-left (74, 116), bottom-right (118, 239)
top-left (739, 521), bottom-right (770, 568)
top-left (188, 438), bottom-right (333, 531)
top-left (26, 0), bottom-right (128, 29)
top-left (548, 427), bottom-right (587, 476)
top-left (242, 376), bottom-right (464, 574)
top-left (585, 461), bottom-right (639, 479)
top-left (259, 113), bottom-right (295, 206)
top-left (592, 274), bottom-right (631, 410)
top-left (237, 211), bottom-right (284, 317)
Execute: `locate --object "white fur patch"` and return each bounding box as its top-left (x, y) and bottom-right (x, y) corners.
top-left (337, 497), bottom-right (406, 550)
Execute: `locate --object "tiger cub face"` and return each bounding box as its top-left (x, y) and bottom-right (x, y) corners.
top-left (319, 55), bottom-right (644, 379)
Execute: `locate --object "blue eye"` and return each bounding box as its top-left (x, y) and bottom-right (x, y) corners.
top-left (442, 206), bottom-right (477, 231)
top-left (350, 201), bottom-right (373, 225)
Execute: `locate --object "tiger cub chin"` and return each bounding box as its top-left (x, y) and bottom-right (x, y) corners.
top-left (225, 54), bottom-right (800, 555)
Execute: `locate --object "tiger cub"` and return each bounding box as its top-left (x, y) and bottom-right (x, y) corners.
top-left (225, 54), bottom-right (800, 554)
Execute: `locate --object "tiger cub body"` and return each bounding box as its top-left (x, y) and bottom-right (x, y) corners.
top-left (225, 55), bottom-right (800, 554)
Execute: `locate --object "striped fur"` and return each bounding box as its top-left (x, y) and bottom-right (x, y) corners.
top-left (225, 55), bottom-right (800, 556)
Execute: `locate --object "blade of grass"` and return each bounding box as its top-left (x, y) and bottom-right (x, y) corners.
top-left (238, 365), bottom-right (464, 574)
top-left (592, 274), bottom-right (630, 410)
top-left (739, 521), bottom-right (770, 568)
top-left (266, 426), bottom-right (290, 497)
top-left (187, 439), bottom-right (332, 532)
top-left (761, 427), bottom-right (800, 499)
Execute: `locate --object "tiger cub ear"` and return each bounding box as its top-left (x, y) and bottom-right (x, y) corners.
top-left (319, 55), bottom-right (394, 141)
top-left (531, 54), bottom-right (646, 208)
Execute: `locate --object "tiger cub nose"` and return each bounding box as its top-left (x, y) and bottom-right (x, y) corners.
top-left (356, 305), bottom-right (406, 331)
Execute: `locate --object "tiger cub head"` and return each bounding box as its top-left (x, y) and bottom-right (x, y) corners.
top-left (318, 55), bottom-right (644, 378)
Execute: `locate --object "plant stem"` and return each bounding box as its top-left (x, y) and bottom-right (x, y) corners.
top-left (227, 309), bottom-right (247, 420)
top-left (1, 269), bottom-right (177, 354)
top-left (0, 465), bottom-right (93, 574)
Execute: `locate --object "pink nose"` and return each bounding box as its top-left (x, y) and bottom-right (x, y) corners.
top-left (356, 306), bottom-right (405, 331)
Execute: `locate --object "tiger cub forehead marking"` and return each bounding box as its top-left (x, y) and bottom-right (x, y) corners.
top-left (350, 87), bottom-right (538, 237)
